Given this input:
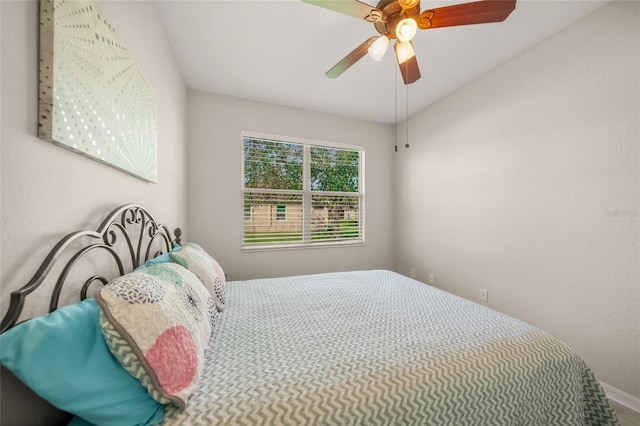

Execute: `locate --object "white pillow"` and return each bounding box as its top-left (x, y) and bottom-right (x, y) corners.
top-left (170, 243), bottom-right (226, 312)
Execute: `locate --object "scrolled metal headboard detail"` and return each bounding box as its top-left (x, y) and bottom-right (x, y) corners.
top-left (0, 204), bottom-right (181, 333)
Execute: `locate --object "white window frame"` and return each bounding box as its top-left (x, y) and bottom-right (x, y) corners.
top-left (241, 131), bottom-right (365, 251)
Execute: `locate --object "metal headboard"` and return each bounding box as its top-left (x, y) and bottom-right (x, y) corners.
top-left (0, 204), bottom-right (182, 333)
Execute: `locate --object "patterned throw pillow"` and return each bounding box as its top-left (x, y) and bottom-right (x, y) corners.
top-left (96, 263), bottom-right (215, 408)
top-left (170, 243), bottom-right (226, 312)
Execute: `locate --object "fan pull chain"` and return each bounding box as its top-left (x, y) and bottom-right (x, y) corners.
top-left (394, 65), bottom-right (398, 153)
top-left (405, 83), bottom-right (410, 149)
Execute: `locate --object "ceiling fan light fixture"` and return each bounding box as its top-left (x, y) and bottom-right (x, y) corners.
top-left (396, 17), bottom-right (418, 43)
top-left (305, 0), bottom-right (518, 85)
top-left (395, 41), bottom-right (416, 64)
top-left (368, 35), bottom-right (390, 61)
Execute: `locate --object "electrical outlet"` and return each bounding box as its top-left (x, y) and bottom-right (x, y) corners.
top-left (410, 268), bottom-right (416, 278)
top-left (480, 289), bottom-right (489, 302)
top-left (429, 273), bottom-right (435, 284)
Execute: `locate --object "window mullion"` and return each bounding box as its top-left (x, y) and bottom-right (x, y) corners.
top-left (303, 145), bottom-right (311, 243)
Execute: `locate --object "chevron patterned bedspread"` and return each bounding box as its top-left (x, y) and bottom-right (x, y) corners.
top-left (162, 270), bottom-right (618, 425)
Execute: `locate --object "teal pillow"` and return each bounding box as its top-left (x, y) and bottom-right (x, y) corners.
top-left (68, 416), bottom-right (98, 426)
top-left (0, 298), bottom-right (164, 426)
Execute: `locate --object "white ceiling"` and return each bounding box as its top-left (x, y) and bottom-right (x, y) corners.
top-left (157, 0), bottom-right (609, 125)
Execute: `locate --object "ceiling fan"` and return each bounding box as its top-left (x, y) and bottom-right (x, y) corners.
top-left (302, 0), bottom-right (516, 84)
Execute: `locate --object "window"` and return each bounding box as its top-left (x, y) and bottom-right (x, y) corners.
top-left (242, 132), bottom-right (364, 249)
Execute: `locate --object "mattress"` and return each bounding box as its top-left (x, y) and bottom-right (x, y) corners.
top-left (162, 270), bottom-right (617, 425)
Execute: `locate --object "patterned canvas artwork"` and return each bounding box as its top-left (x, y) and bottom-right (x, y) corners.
top-left (38, 0), bottom-right (158, 182)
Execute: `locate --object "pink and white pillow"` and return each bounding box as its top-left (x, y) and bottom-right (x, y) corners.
top-left (96, 263), bottom-right (215, 408)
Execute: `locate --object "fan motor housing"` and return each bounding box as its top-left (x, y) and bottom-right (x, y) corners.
top-left (374, 0), bottom-right (421, 39)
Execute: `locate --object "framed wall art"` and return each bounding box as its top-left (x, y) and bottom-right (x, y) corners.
top-left (38, 0), bottom-right (158, 182)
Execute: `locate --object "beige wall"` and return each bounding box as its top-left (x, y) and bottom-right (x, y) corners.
top-left (187, 91), bottom-right (395, 280)
top-left (0, 1), bottom-right (188, 318)
top-left (394, 1), bottom-right (639, 398)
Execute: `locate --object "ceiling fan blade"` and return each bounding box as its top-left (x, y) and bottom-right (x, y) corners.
top-left (417, 0), bottom-right (516, 30)
top-left (302, 0), bottom-right (385, 23)
top-left (326, 36), bottom-right (377, 79)
top-left (395, 42), bottom-right (421, 84)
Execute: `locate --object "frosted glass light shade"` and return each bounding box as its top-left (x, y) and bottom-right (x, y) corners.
top-left (368, 35), bottom-right (390, 61)
top-left (396, 18), bottom-right (418, 43)
top-left (395, 41), bottom-right (416, 64)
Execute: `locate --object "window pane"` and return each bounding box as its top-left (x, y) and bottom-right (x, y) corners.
top-left (310, 146), bottom-right (359, 192)
top-left (244, 192), bottom-right (303, 245)
top-left (311, 195), bottom-right (361, 242)
top-left (242, 133), bottom-right (363, 250)
top-left (244, 137), bottom-right (303, 190)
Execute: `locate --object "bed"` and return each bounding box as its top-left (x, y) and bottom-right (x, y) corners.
top-left (0, 204), bottom-right (619, 425)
